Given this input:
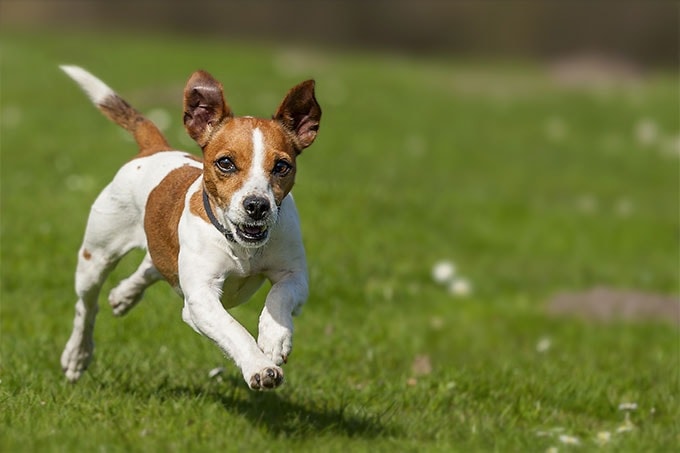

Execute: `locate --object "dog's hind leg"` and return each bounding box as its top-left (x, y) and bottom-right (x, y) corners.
top-left (61, 184), bottom-right (144, 382)
top-left (108, 253), bottom-right (161, 316)
top-left (61, 244), bottom-right (121, 382)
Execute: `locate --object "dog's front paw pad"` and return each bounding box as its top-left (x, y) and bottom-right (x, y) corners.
top-left (248, 367), bottom-right (284, 390)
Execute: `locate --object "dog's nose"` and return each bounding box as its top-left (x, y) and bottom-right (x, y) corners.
top-left (243, 196), bottom-right (270, 220)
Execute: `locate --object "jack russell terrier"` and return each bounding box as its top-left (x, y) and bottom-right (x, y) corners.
top-left (59, 65), bottom-right (321, 390)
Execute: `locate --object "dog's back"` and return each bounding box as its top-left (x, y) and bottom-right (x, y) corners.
top-left (62, 65), bottom-right (202, 254)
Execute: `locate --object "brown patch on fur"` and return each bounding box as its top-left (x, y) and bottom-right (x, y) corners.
top-left (82, 249), bottom-right (92, 260)
top-left (145, 165), bottom-right (201, 287)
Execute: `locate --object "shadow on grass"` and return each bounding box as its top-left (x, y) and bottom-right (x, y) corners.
top-left (156, 374), bottom-right (398, 439)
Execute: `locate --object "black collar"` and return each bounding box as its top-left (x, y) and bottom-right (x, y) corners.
top-left (202, 189), bottom-right (236, 242)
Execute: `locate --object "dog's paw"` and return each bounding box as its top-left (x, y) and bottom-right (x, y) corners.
top-left (247, 366), bottom-right (284, 391)
top-left (108, 284), bottom-right (144, 317)
top-left (60, 338), bottom-right (94, 382)
top-left (257, 312), bottom-right (293, 366)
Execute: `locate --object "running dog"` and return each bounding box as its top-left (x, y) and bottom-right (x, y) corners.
top-left (59, 66), bottom-right (321, 390)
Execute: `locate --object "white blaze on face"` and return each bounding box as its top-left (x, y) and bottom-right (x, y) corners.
top-left (229, 127), bottom-right (277, 225)
top-left (249, 128), bottom-right (266, 189)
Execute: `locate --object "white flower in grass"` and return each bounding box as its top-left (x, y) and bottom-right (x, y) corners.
top-left (558, 434), bottom-right (580, 445)
top-left (448, 277), bottom-right (472, 296)
top-left (596, 431), bottom-right (611, 445)
top-left (618, 402), bottom-right (638, 411)
top-left (432, 260), bottom-right (456, 284)
top-left (634, 118), bottom-right (659, 146)
top-left (536, 336), bottom-right (552, 353)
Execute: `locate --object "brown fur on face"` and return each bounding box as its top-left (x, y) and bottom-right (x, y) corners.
top-left (182, 70), bottom-right (320, 222)
top-left (202, 117), bottom-right (298, 210)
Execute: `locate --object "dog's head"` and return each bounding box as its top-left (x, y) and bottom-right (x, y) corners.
top-left (183, 70), bottom-right (321, 248)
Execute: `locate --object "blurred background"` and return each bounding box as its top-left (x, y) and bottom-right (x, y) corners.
top-left (1, 1), bottom-right (678, 313)
top-left (2, 0), bottom-right (678, 68)
top-left (1, 1), bottom-right (678, 449)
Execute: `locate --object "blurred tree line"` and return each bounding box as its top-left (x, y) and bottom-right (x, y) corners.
top-left (1, 0), bottom-right (677, 67)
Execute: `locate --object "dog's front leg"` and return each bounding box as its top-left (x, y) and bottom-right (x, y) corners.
top-left (258, 270), bottom-right (309, 366)
top-left (180, 271), bottom-right (284, 390)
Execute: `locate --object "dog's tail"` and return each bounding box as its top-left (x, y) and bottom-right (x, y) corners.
top-left (60, 65), bottom-right (172, 156)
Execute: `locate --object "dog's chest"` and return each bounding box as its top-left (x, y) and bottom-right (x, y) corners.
top-left (219, 248), bottom-right (268, 307)
top-left (220, 273), bottom-right (266, 308)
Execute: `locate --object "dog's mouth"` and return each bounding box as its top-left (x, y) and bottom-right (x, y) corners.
top-left (233, 223), bottom-right (269, 244)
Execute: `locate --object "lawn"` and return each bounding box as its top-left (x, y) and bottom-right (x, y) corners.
top-left (1, 29), bottom-right (678, 451)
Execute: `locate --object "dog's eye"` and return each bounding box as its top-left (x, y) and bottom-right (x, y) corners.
top-left (272, 160), bottom-right (292, 177)
top-left (215, 157), bottom-right (237, 174)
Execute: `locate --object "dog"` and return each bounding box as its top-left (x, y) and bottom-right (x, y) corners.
top-left (59, 65), bottom-right (321, 390)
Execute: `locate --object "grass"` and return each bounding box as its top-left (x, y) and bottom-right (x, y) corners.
top-left (1, 29), bottom-right (679, 451)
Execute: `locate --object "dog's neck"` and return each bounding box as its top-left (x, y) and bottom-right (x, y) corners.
top-left (202, 188), bottom-right (236, 243)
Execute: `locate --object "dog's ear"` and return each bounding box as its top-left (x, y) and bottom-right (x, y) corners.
top-left (274, 80), bottom-right (321, 153)
top-left (183, 70), bottom-right (233, 148)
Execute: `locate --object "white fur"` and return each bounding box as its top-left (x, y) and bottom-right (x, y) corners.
top-left (177, 176), bottom-right (307, 385)
top-left (60, 65), bottom-right (115, 105)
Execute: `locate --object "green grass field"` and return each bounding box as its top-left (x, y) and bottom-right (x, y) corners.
top-left (1, 30), bottom-right (678, 451)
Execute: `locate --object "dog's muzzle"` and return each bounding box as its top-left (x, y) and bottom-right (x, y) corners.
top-left (234, 195), bottom-right (271, 243)
top-left (203, 190), bottom-right (275, 247)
